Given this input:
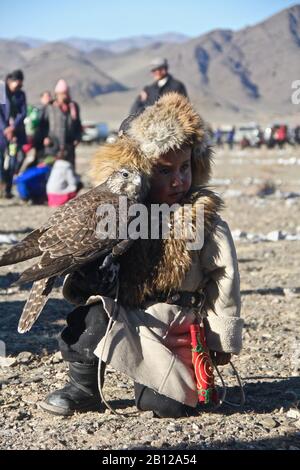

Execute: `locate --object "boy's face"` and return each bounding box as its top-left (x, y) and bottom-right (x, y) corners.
top-left (148, 146), bottom-right (192, 205)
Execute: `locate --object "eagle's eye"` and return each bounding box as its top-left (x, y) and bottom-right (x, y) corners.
top-left (121, 170), bottom-right (129, 178)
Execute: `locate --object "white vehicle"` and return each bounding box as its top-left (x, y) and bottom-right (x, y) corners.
top-left (81, 121), bottom-right (109, 144)
top-left (234, 123), bottom-right (262, 147)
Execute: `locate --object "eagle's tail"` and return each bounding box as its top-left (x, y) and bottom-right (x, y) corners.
top-left (18, 277), bottom-right (56, 334)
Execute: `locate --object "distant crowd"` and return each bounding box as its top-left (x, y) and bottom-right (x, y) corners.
top-left (211, 124), bottom-right (300, 150)
top-left (0, 70), bottom-right (82, 204)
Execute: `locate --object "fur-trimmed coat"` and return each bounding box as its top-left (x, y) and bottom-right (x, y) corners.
top-left (63, 93), bottom-right (243, 408)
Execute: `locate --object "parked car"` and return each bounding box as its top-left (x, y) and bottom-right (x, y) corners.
top-left (234, 123), bottom-right (262, 147)
top-left (81, 121), bottom-right (109, 144)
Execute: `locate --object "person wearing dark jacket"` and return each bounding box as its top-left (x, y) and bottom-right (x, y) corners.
top-left (0, 70), bottom-right (27, 198)
top-left (130, 58), bottom-right (188, 115)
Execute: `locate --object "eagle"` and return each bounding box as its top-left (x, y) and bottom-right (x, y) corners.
top-left (0, 167), bottom-right (148, 333)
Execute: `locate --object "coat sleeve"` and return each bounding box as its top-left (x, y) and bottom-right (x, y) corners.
top-left (179, 82), bottom-right (188, 98)
top-left (0, 103), bottom-right (8, 131)
top-left (130, 86), bottom-right (148, 115)
top-left (38, 105), bottom-right (50, 141)
top-left (12, 92), bottom-right (27, 130)
top-left (73, 102), bottom-right (82, 142)
top-left (130, 96), bottom-right (145, 115)
top-left (65, 164), bottom-right (78, 192)
top-left (200, 217), bottom-right (243, 355)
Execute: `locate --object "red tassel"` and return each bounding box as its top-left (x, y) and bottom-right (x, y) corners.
top-left (190, 323), bottom-right (218, 404)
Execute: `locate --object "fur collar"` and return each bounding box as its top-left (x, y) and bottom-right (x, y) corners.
top-left (118, 187), bottom-right (223, 307)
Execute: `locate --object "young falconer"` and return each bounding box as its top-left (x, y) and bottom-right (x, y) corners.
top-left (38, 93), bottom-right (243, 418)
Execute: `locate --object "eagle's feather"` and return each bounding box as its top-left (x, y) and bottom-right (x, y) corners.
top-left (18, 277), bottom-right (56, 333)
top-left (0, 167), bottom-right (148, 332)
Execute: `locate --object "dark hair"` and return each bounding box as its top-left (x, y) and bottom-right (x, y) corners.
top-left (10, 69), bottom-right (24, 81)
top-left (40, 90), bottom-right (51, 97)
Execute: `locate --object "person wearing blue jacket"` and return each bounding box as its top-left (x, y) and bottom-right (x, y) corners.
top-left (0, 70), bottom-right (27, 198)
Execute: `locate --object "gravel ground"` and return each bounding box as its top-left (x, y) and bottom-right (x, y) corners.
top-left (0, 146), bottom-right (300, 450)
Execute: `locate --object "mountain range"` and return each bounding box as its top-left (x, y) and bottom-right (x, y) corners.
top-left (1, 5), bottom-right (300, 128)
top-left (14, 33), bottom-right (189, 53)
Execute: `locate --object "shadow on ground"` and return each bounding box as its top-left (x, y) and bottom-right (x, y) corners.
top-left (99, 377), bottom-right (300, 428)
top-left (213, 376), bottom-right (300, 415)
top-left (0, 228), bottom-right (34, 235)
top-left (0, 273), bottom-right (64, 291)
top-left (241, 287), bottom-right (300, 296)
top-left (0, 298), bottom-right (70, 355)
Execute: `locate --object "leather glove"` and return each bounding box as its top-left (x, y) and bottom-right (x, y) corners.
top-left (63, 255), bottom-right (119, 305)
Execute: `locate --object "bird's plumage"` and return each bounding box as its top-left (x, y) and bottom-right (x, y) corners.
top-left (18, 277), bottom-right (56, 333)
top-left (0, 167), bottom-right (148, 333)
top-left (0, 229), bottom-right (44, 266)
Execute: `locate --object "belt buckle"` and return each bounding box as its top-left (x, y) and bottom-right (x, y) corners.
top-left (191, 291), bottom-right (205, 308)
top-left (168, 293), bottom-right (181, 304)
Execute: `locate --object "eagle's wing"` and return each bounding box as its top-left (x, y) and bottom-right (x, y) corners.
top-left (0, 228), bottom-right (45, 267)
top-left (18, 276), bottom-right (56, 333)
top-left (15, 191), bottom-right (125, 284)
top-left (44, 182), bottom-right (107, 227)
top-left (39, 190), bottom-right (122, 258)
top-left (0, 183), bottom-right (108, 268)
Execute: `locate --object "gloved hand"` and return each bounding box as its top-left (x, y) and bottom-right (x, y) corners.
top-left (97, 253), bottom-right (120, 294)
top-left (63, 255), bottom-right (120, 305)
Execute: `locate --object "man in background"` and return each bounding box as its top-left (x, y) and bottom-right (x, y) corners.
top-left (130, 58), bottom-right (188, 115)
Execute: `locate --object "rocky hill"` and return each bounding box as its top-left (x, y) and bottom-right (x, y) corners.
top-left (1, 5), bottom-right (299, 126)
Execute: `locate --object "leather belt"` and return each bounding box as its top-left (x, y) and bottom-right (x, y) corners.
top-left (144, 290), bottom-right (205, 308)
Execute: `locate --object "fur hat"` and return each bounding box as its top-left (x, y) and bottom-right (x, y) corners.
top-left (90, 93), bottom-right (212, 187)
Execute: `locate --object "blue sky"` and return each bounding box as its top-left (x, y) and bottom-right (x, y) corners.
top-left (0, 0), bottom-right (298, 40)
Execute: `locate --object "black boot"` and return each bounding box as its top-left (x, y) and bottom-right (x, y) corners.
top-left (134, 382), bottom-right (196, 419)
top-left (40, 361), bottom-right (105, 416)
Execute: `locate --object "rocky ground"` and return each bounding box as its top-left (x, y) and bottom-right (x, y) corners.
top-left (0, 145), bottom-right (300, 450)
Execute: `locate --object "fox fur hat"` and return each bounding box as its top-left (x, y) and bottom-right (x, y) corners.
top-left (90, 92), bottom-right (213, 187)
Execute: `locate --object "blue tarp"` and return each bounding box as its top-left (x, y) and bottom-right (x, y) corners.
top-left (14, 166), bottom-right (51, 200)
